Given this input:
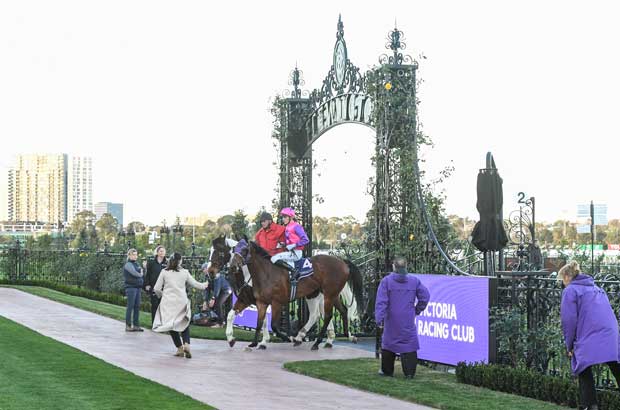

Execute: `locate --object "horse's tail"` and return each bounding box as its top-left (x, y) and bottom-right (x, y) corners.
top-left (344, 260), bottom-right (365, 321)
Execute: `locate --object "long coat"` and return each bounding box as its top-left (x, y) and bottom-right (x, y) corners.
top-left (152, 268), bottom-right (206, 333)
top-left (561, 274), bottom-right (620, 375)
top-left (375, 272), bottom-right (430, 353)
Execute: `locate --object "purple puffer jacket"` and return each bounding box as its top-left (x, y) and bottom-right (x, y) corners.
top-left (375, 272), bottom-right (430, 353)
top-left (561, 274), bottom-right (620, 375)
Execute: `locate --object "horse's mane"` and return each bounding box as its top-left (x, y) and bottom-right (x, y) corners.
top-left (250, 241), bottom-right (272, 260)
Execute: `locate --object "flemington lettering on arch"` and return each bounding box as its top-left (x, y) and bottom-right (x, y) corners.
top-left (305, 93), bottom-right (374, 144)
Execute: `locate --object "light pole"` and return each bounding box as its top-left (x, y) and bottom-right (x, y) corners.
top-left (172, 217), bottom-right (183, 252)
top-left (160, 220), bottom-right (170, 249)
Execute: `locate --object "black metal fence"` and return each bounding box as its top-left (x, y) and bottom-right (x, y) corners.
top-left (495, 274), bottom-right (620, 389)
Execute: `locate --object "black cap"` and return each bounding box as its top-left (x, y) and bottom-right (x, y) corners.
top-left (260, 212), bottom-right (273, 222)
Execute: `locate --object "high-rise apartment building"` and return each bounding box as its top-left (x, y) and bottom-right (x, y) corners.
top-left (8, 154), bottom-right (68, 224)
top-left (67, 156), bottom-right (93, 222)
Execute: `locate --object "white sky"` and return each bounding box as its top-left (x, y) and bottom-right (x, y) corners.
top-left (1, 0), bottom-right (619, 225)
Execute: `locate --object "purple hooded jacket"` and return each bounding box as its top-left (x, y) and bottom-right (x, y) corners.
top-left (560, 273), bottom-right (620, 375)
top-left (375, 272), bottom-right (430, 353)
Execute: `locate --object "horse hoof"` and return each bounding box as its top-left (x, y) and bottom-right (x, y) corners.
top-left (324, 343), bottom-right (333, 349)
top-left (229, 338), bottom-right (236, 348)
top-left (351, 336), bottom-right (358, 344)
top-left (293, 340), bottom-right (302, 347)
top-left (258, 344), bottom-right (267, 350)
top-left (311, 344), bottom-right (319, 351)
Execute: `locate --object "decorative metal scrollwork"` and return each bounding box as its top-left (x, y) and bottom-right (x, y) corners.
top-left (311, 15), bottom-right (366, 107)
top-left (283, 66), bottom-right (310, 98)
top-left (379, 26), bottom-right (415, 66)
top-left (505, 197), bottom-right (534, 246)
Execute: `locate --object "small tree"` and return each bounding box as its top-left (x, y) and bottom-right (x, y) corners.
top-left (232, 209), bottom-right (248, 240)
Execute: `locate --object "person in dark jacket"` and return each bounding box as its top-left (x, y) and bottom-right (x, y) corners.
top-left (202, 262), bottom-right (232, 327)
top-left (560, 261), bottom-right (620, 410)
top-left (144, 245), bottom-right (167, 323)
top-left (375, 256), bottom-right (430, 379)
top-left (124, 248), bottom-right (145, 332)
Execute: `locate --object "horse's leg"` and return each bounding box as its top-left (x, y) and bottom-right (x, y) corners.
top-left (258, 308), bottom-right (271, 350)
top-left (227, 300), bottom-right (249, 348)
top-left (320, 294), bottom-right (336, 348)
top-left (333, 297), bottom-right (349, 347)
top-left (248, 302), bottom-right (267, 349)
top-left (294, 296), bottom-right (320, 347)
top-left (225, 309), bottom-right (237, 347)
top-left (269, 301), bottom-right (291, 343)
top-left (340, 283), bottom-right (358, 343)
top-left (311, 296), bottom-right (334, 351)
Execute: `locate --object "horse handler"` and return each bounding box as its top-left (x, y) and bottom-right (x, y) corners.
top-left (375, 256), bottom-right (430, 379)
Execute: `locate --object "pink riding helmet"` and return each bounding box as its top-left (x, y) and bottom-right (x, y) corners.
top-left (280, 207), bottom-right (296, 218)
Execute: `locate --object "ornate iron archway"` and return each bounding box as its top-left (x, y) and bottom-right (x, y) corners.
top-left (273, 16), bottom-right (466, 276)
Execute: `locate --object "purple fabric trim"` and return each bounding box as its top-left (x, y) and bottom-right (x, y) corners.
top-left (293, 224), bottom-right (309, 247)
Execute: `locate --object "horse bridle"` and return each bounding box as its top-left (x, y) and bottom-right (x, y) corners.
top-left (230, 244), bottom-right (253, 297)
top-left (209, 245), bottom-right (231, 272)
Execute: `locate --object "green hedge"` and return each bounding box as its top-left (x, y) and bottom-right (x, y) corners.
top-left (456, 362), bottom-right (620, 409)
top-left (0, 280), bottom-right (151, 312)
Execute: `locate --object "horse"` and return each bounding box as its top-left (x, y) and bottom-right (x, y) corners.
top-left (208, 235), bottom-right (362, 349)
top-left (207, 235), bottom-right (270, 349)
top-left (230, 239), bottom-right (364, 350)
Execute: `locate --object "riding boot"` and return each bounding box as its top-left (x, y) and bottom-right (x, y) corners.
top-left (274, 260), bottom-right (293, 271)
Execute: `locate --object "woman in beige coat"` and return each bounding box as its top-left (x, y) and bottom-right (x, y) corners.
top-left (152, 252), bottom-right (208, 358)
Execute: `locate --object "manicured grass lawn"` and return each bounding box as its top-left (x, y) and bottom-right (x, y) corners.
top-left (4, 285), bottom-right (256, 342)
top-left (284, 358), bottom-right (573, 410)
top-left (0, 315), bottom-right (214, 410)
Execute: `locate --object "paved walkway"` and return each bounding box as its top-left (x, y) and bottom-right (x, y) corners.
top-left (0, 288), bottom-right (431, 410)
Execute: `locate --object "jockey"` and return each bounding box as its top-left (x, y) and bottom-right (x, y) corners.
top-left (270, 207), bottom-right (309, 281)
top-left (254, 212), bottom-right (286, 257)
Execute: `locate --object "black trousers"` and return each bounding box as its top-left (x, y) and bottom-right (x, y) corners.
top-left (578, 361), bottom-right (620, 407)
top-left (381, 349), bottom-right (418, 377)
top-left (170, 326), bottom-right (190, 348)
top-left (150, 294), bottom-right (160, 324)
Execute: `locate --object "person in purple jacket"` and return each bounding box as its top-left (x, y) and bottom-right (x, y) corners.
top-left (560, 260), bottom-right (620, 410)
top-left (375, 256), bottom-right (430, 379)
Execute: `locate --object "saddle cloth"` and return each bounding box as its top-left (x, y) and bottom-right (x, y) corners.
top-left (295, 258), bottom-right (314, 279)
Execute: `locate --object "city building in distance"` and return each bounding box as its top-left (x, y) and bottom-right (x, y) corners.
top-left (8, 154), bottom-right (68, 224)
top-left (67, 156), bottom-right (93, 223)
top-left (94, 202), bottom-right (123, 228)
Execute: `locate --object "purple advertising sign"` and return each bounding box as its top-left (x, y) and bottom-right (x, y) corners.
top-left (412, 274), bottom-right (490, 365)
top-left (231, 294), bottom-right (272, 331)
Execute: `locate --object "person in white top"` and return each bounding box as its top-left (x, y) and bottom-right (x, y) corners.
top-left (152, 252), bottom-right (208, 358)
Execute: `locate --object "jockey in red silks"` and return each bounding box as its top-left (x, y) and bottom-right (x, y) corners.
top-left (270, 207), bottom-right (309, 280)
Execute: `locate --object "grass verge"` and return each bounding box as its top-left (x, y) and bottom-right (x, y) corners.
top-left (283, 358), bottom-right (573, 410)
top-left (0, 315), bottom-right (214, 410)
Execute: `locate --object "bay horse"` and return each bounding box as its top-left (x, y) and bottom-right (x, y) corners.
top-left (207, 235), bottom-right (270, 349)
top-left (208, 236), bottom-right (362, 349)
top-left (230, 239), bottom-right (364, 350)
